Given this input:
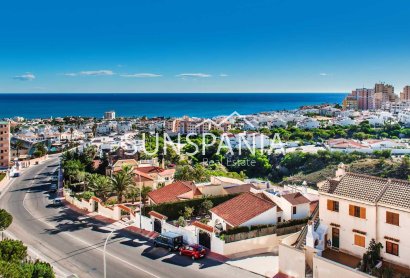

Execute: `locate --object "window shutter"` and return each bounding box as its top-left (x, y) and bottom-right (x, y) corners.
top-left (386, 211), bottom-right (391, 224)
top-left (360, 207), bottom-right (366, 219)
top-left (349, 205), bottom-right (354, 216)
top-left (327, 200), bottom-right (332, 210)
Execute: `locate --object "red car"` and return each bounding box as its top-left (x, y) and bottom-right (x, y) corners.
top-left (178, 244), bottom-right (206, 260)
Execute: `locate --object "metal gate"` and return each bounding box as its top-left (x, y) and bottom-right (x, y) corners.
top-left (154, 219), bottom-right (162, 233)
top-left (198, 230), bottom-right (211, 249)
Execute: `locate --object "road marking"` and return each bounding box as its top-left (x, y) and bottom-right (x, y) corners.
top-left (21, 160), bottom-right (161, 278)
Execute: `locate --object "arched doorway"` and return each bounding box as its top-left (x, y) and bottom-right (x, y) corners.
top-left (198, 230), bottom-right (211, 249)
top-left (154, 219), bottom-right (162, 233)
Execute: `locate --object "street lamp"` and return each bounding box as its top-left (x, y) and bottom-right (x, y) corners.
top-left (103, 220), bottom-right (134, 278)
top-left (139, 174), bottom-right (142, 229)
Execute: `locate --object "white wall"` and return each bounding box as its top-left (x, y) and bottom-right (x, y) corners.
top-left (313, 255), bottom-right (372, 278)
top-left (132, 213), bottom-right (153, 231)
top-left (241, 207), bottom-right (278, 227)
top-left (278, 232), bottom-right (306, 278)
top-left (319, 194), bottom-right (377, 258)
top-left (376, 205), bottom-right (410, 268)
top-left (212, 233), bottom-right (283, 257)
top-left (162, 222), bottom-right (197, 244)
top-left (97, 203), bottom-right (121, 220)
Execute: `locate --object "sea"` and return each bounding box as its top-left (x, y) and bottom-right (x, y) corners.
top-left (0, 93), bottom-right (347, 119)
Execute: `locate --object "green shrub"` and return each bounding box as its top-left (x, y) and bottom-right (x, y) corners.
top-left (277, 217), bottom-right (309, 228)
top-left (0, 239), bottom-right (27, 262)
top-left (79, 191), bottom-right (94, 201)
top-left (144, 194), bottom-right (238, 220)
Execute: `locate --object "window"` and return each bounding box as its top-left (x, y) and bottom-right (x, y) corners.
top-left (349, 205), bottom-right (366, 219)
top-left (386, 211), bottom-right (399, 226)
top-left (292, 206), bottom-right (297, 215)
top-left (327, 199), bottom-right (339, 212)
top-left (354, 234), bottom-right (366, 247)
top-left (386, 241), bottom-right (399, 256)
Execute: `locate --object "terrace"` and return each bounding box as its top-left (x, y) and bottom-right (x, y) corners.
top-left (321, 249), bottom-right (410, 277)
top-left (321, 249), bottom-right (360, 269)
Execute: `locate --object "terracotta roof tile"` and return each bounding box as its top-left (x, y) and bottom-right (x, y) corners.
top-left (210, 192), bottom-right (275, 227)
top-left (320, 172), bottom-right (388, 203)
top-left (321, 172), bottom-right (410, 209)
top-left (147, 181), bottom-right (198, 204)
top-left (281, 192), bottom-right (310, 205)
top-left (148, 211), bottom-right (168, 220)
top-left (192, 221), bottom-right (214, 233)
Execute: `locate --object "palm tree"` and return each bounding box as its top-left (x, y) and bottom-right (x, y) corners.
top-left (13, 140), bottom-right (24, 159)
top-left (69, 127), bottom-right (74, 142)
top-left (88, 175), bottom-right (112, 202)
top-left (92, 123), bottom-right (97, 137)
top-left (126, 186), bottom-right (140, 204)
top-left (58, 125), bottom-right (64, 142)
top-left (140, 186), bottom-right (152, 204)
top-left (110, 166), bottom-right (135, 203)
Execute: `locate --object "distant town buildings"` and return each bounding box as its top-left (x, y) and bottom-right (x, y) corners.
top-left (104, 111), bottom-right (116, 120)
top-left (400, 85), bottom-right (410, 101)
top-left (0, 121), bottom-right (11, 168)
top-left (342, 83), bottom-right (409, 111)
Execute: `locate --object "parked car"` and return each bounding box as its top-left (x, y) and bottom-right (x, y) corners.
top-left (153, 232), bottom-right (183, 251)
top-left (49, 184), bottom-right (57, 193)
top-left (53, 197), bottom-right (64, 206)
top-left (13, 172), bottom-right (20, 177)
top-left (178, 244), bottom-right (206, 260)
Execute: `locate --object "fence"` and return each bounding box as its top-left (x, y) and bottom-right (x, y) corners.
top-left (222, 223), bottom-right (305, 243)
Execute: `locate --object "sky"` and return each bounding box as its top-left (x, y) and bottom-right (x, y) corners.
top-left (1, 0), bottom-right (410, 93)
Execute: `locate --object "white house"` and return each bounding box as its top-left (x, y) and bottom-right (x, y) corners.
top-left (317, 165), bottom-right (410, 269)
top-left (297, 118), bottom-right (320, 129)
top-left (265, 191), bottom-right (311, 221)
top-left (209, 192), bottom-right (279, 230)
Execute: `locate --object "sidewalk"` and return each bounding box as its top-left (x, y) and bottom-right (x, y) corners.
top-left (225, 252), bottom-right (279, 277)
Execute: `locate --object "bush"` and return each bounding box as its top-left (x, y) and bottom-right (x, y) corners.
top-left (222, 226), bottom-right (250, 235)
top-left (30, 260), bottom-right (55, 278)
top-left (0, 209), bottom-right (13, 231)
top-left (0, 239), bottom-right (27, 262)
top-left (144, 194), bottom-right (238, 220)
top-left (277, 217), bottom-right (309, 228)
top-left (78, 191), bottom-right (94, 201)
top-left (250, 224), bottom-right (275, 231)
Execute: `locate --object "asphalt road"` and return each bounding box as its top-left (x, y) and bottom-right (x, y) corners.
top-left (0, 156), bottom-right (261, 278)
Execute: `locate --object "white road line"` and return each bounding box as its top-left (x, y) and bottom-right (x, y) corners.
top-left (22, 162), bottom-right (161, 278)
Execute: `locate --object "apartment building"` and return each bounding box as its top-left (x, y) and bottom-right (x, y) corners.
top-left (104, 111), bottom-right (116, 120)
top-left (400, 85), bottom-right (410, 101)
top-left (374, 83), bottom-right (397, 109)
top-left (0, 121), bottom-right (11, 168)
top-left (319, 166), bottom-right (410, 269)
top-left (342, 88), bottom-right (374, 110)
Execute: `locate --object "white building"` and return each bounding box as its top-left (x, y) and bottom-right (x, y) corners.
top-left (104, 111), bottom-right (116, 120)
top-left (317, 167), bottom-right (410, 269)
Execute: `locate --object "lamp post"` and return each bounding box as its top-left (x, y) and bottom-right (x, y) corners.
top-left (139, 174), bottom-right (142, 229)
top-left (103, 220), bottom-right (134, 278)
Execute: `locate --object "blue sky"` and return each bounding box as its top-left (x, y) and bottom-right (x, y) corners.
top-left (1, 0), bottom-right (410, 93)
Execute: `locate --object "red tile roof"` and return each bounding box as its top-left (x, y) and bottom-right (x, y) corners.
top-left (210, 192), bottom-right (276, 227)
top-left (281, 192), bottom-right (310, 205)
top-left (147, 181), bottom-right (199, 204)
top-left (192, 221), bottom-right (214, 233)
top-left (136, 166), bottom-right (165, 174)
top-left (148, 211), bottom-right (168, 220)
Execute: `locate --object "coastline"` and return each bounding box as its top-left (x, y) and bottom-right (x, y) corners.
top-left (0, 92), bottom-right (347, 119)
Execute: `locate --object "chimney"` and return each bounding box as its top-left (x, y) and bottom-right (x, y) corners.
top-left (335, 163), bottom-right (347, 180)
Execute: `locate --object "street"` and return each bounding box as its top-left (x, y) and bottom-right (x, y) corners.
top-left (0, 156), bottom-right (261, 278)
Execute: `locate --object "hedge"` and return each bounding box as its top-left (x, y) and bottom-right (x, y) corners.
top-left (220, 217), bottom-right (309, 236)
top-left (144, 194), bottom-right (238, 220)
